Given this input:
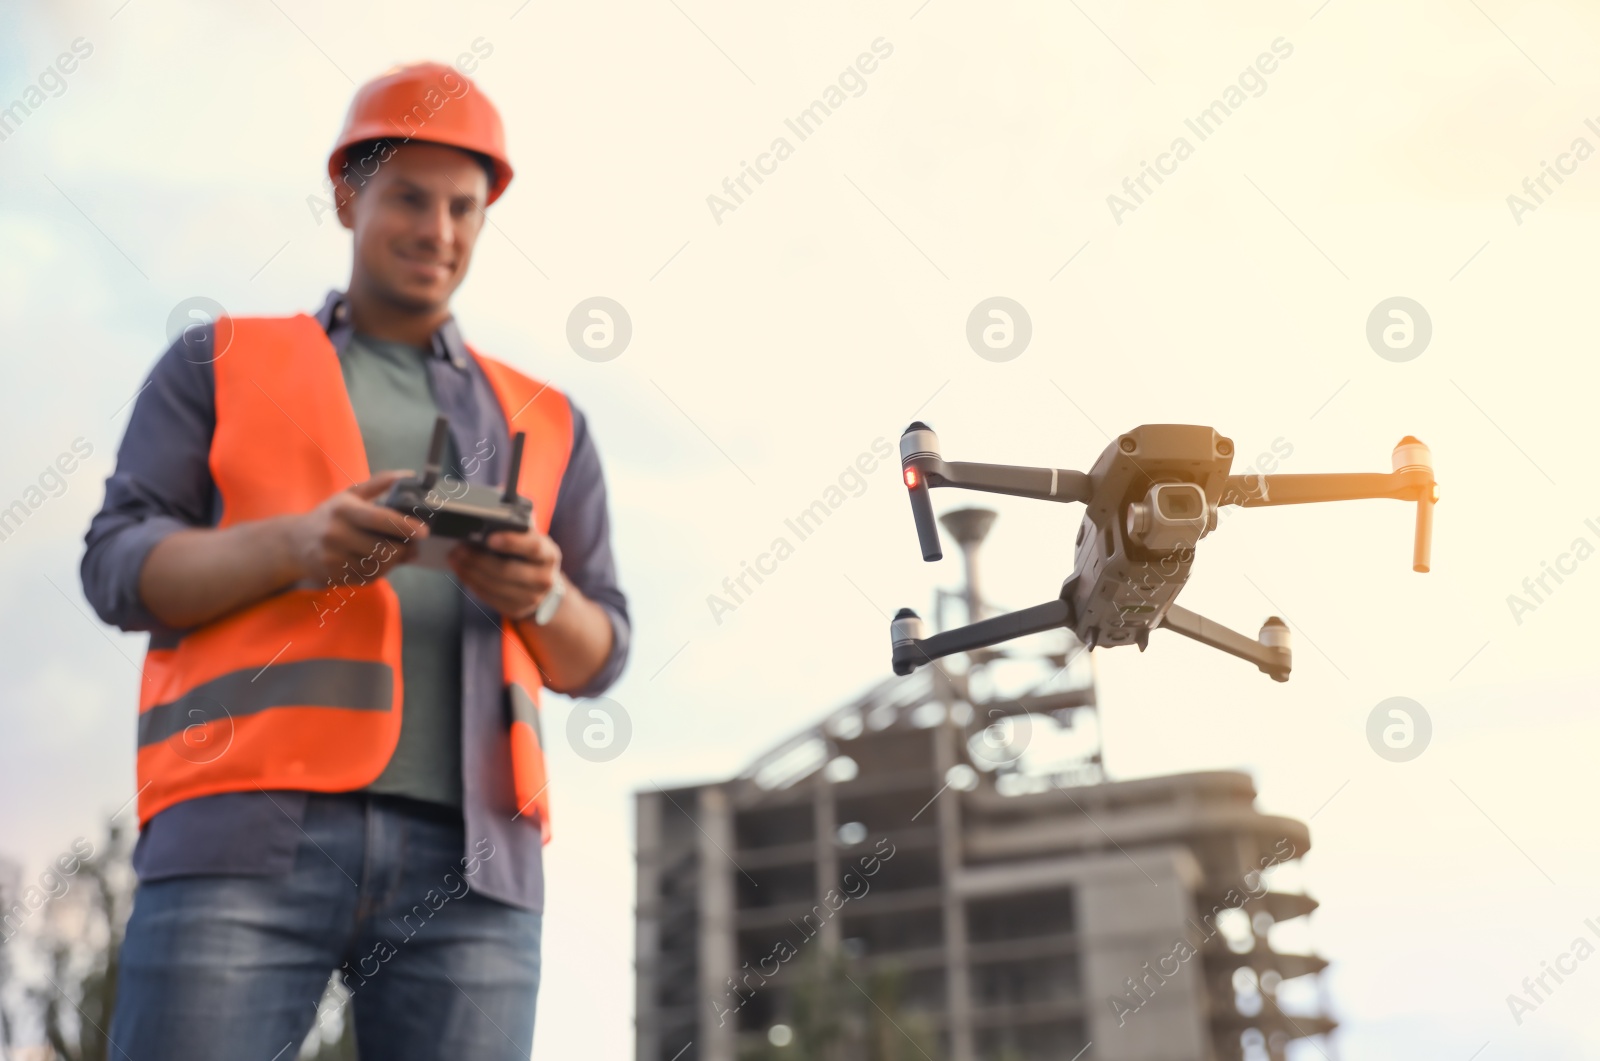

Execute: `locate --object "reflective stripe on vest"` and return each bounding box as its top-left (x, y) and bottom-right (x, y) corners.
top-left (507, 680), bottom-right (550, 831)
top-left (135, 314), bottom-right (573, 845)
top-left (138, 658), bottom-right (394, 746)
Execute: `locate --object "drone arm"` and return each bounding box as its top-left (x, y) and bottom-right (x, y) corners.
top-left (901, 422), bottom-right (1090, 561)
top-left (1159, 604), bottom-right (1292, 682)
top-left (1219, 471), bottom-right (1424, 507)
top-left (1218, 438), bottom-right (1436, 573)
top-left (891, 598), bottom-right (1072, 676)
top-left (901, 422), bottom-right (1090, 505)
top-left (935, 460), bottom-right (1093, 503)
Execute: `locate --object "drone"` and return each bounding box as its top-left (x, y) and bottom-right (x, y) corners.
top-left (889, 422), bottom-right (1436, 682)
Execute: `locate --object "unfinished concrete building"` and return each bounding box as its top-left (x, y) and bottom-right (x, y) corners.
top-left (635, 508), bottom-right (1337, 1061)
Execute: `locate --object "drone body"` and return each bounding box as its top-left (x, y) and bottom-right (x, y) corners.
top-left (1063, 423), bottom-right (1232, 653)
top-left (890, 422), bottom-right (1435, 683)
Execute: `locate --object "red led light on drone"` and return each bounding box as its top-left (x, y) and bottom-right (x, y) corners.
top-left (904, 467), bottom-right (918, 488)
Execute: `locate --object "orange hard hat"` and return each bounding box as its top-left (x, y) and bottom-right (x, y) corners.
top-left (328, 61), bottom-right (514, 205)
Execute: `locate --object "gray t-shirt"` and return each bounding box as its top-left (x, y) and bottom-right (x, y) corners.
top-left (341, 331), bottom-right (465, 809)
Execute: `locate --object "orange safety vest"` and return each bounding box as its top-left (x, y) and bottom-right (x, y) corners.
top-left (134, 314), bottom-right (571, 843)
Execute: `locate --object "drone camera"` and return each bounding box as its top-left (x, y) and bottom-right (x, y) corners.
top-left (1126, 482), bottom-right (1213, 554)
top-left (1158, 488), bottom-right (1201, 520)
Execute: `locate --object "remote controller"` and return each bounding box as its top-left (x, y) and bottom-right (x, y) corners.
top-left (380, 416), bottom-right (533, 548)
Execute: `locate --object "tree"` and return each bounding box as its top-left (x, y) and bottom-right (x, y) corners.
top-left (26, 818), bottom-right (134, 1061)
top-left (751, 947), bottom-right (942, 1061)
top-left (1, 858), bottom-right (21, 1059)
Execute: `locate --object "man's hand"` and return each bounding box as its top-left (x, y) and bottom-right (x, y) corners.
top-left (447, 528), bottom-right (561, 620)
top-left (285, 471), bottom-right (429, 584)
top-left (138, 470), bottom-right (428, 631)
top-left (447, 525), bottom-right (615, 694)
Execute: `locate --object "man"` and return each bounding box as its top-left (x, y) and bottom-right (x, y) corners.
top-left (80, 61), bottom-right (628, 1059)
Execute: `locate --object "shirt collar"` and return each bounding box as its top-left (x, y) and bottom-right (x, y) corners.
top-left (313, 288), bottom-right (470, 371)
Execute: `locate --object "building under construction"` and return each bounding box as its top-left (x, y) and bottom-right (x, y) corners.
top-left (634, 509), bottom-right (1337, 1061)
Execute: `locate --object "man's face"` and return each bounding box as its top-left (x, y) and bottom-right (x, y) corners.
top-left (337, 141), bottom-right (489, 312)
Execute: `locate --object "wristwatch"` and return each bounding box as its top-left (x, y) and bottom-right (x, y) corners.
top-left (531, 570), bottom-right (566, 626)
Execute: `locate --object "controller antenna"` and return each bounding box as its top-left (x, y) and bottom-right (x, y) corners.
top-left (502, 431), bottom-right (527, 504)
top-left (421, 416), bottom-right (449, 491)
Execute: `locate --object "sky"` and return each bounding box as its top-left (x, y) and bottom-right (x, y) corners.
top-left (3, 0), bottom-right (1600, 1058)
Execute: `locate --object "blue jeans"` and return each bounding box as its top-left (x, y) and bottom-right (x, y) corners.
top-left (108, 792), bottom-right (541, 1060)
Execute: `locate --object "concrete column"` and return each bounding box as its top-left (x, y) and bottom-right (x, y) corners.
top-left (697, 786), bottom-right (738, 1061)
top-left (634, 792), bottom-right (663, 1061)
top-left (814, 770), bottom-right (841, 950)
top-left (952, 846), bottom-right (1207, 1061)
top-left (934, 720), bottom-right (975, 1061)
top-left (1076, 850), bottom-right (1208, 1061)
